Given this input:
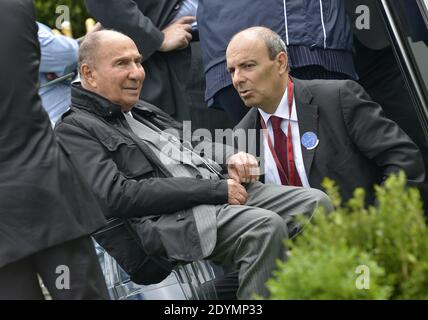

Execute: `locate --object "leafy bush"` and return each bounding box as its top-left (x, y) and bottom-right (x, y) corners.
top-left (265, 172), bottom-right (428, 299)
top-left (34, 0), bottom-right (90, 38)
top-left (266, 246), bottom-right (391, 300)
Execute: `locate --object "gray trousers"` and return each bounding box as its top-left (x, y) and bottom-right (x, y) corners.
top-left (207, 182), bottom-right (332, 299)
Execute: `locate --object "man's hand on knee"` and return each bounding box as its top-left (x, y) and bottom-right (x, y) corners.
top-left (227, 179), bottom-right (248, 205)
top-left (227, 152), bottom-right (260, 184)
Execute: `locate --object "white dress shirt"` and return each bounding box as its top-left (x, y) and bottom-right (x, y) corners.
top-left (123, 111), bottom-right (134, 119)
top-left (259, 87), bottom-right (310, 187)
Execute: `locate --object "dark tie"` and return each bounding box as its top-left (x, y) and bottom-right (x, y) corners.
top-left (270, 115), bottom-right (302, 186)
top-left (270, 116), bottom-right (289, 185)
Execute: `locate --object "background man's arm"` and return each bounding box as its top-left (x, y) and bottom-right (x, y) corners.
top-left (340, 80), bottom-right (425, 184)
top-left (85, 0), bottom-right (163, 60)
top-left (37, 22), bottom-right (78, 76)
top-left (85, 0), bottom-right (194, 60)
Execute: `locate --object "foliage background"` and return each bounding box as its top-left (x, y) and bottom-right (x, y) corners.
top-left (265, 173), bottom-right (428, 300)
top-left (34, 0), bottom-right (90, 38)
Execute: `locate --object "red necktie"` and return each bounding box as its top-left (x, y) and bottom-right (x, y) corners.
top-left (270, 116), bottom-right (289, 185)
top-left (270, 115), bottom-right (303, 186)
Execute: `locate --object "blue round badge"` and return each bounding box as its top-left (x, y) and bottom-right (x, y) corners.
top-left (301, 132), bottom-right (319, 150)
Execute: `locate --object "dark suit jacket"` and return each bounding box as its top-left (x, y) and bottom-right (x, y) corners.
top-left (85, 0), bottom-right (193, 120)
top-left (0, 0), bottom-right (106, 268)
top-left (234, 78), bottom-right (425, 202)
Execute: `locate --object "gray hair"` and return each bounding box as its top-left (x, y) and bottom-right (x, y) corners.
top-left (229, 26), bottom-right (288, 60)
top-left (259, 30), bottom-right (287, 60)
top-left (78, 29), bottom-right (128, 70)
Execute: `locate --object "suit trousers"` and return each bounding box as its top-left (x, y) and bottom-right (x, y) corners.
top-left (0, 236), bottom-right (109, 300)
top-left (207, 182), bottom-right (332, 299)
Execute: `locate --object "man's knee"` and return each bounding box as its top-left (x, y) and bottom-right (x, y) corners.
top-left (285, 189), bottom-right (332, 240)
top-left (310, 188), bottom-right (333, 213)
top-left (260, 211), bottom-right (289, 241)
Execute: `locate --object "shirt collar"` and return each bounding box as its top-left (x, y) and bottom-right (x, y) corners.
top-left (258, 86), bottom-right (298, 125)
top-left (123, 111), bottom-right (134, 119)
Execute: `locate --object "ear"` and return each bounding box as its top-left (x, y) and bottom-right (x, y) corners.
top-left (276, 52), bottom-right (288, 75)
top-left (80, 63), bottom-right (98, 88)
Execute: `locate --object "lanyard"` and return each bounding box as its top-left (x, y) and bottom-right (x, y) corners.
top-left (260, 77), bottom-right (297, 185)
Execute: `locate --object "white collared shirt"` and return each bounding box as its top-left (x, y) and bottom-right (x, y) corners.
top-left (123, 111), bottom-right (134, 119)
top-left (259, 88), bottom-right (310, 187)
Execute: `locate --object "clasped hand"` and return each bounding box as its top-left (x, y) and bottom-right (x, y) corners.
top-left (226, 152), bottom-right (260, 205)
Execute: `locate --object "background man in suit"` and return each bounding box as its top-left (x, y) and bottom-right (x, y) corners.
top-left (55, 30), bottom-right (332, 299)
top-left (227, 27), bottom-right (425, 203)
top-left (344, 0), bottom-right (428, 215)
top-left (0, 0), bottom-right (109, 299)
top-left (85, 0), bottom-right (202, 122)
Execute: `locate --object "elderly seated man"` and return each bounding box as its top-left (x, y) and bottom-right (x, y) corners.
top-left (54, 30), bottom-right (332, 300)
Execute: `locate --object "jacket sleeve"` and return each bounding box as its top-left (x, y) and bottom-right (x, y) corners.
top-left (55, 119), bottom-right (228, 219)
top-left (340, 80), bottom-right (425, 184)
top-left (85, 0), bottom-right (163, 60)
top-left (37, 23), bottom-right (78, 75)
